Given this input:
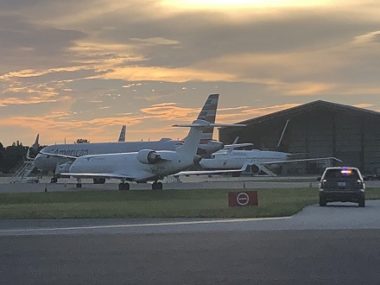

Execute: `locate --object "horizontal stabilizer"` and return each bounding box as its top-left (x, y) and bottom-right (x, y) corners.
top-left (173, 121), bottom-right (245, 128)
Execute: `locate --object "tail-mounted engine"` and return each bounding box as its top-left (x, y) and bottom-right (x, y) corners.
top-left (137, 149), bottom-right (161, 164)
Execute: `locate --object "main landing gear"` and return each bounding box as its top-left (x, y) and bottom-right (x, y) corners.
top-left (118, 182), bottom-right (130, 191)
top-left (76, 178), bottom-right (82, 188)
top-left (93, 178), bottom-right (106, 184)
top-left (118, 181), bottom-right (163, 190)
top-left (152, 181), bottom-right (163, 190)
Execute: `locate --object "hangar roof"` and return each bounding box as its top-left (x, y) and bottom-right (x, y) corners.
top-left (236, 100), bottom-right (380, 126)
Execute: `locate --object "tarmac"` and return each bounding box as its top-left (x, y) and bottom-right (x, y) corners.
top-left (0, 201), bottom-right (380, 284)
top-left (0, 200), bottom-right (380, 236)
top-left (1, 177), bottom-right (380, 284)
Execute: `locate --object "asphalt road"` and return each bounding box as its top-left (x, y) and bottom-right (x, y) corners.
top-left (1, 230), bottom-right (379, 284)
top-left (1, 201), bottom-right (380, 284)
top-left (1, 200), bottom-right (380, 236)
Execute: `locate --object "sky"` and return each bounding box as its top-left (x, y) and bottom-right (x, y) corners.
top-left (1, 0), bottom-right (380, 146)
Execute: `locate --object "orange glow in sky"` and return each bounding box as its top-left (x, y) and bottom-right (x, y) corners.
top-left (161, 0), bottom-right (335, 10)
top-left (0, 0), bottom-right (379, 145)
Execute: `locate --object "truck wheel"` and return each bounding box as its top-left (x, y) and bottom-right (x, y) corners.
top-left (358, 197), bottom-right (365, 207)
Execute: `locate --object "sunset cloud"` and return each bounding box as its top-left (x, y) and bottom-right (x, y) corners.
top-left (353, 30), bottom-right (380, 45)
top-left (0, 0), bottom-right (379, 145)
top-left (141, 103), bottom-right (198, 120)
top-left (216, 103), bottom-right (300, 122)
top-left (102, 66), bottom-right (237, 83)
top-left (0, 112), bottom-right (147, 144)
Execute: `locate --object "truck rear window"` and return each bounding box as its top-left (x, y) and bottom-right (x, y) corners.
top-left (324, 169), bottom-right (360, 179)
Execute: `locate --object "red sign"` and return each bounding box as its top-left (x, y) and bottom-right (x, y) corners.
top-left (228, 191), bottom-right (258, 207)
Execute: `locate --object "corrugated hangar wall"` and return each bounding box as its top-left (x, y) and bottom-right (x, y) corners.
top-left (219, 101), bottom-right (380, 175)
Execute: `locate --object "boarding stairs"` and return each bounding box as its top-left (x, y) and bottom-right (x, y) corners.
top-left (10, 160), bottom-right (38, 183)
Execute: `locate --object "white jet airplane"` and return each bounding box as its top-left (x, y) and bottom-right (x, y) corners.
top-left (198, 145), bottom-right (342, 176)
top-left (48, 119), bottom-right (243, 190)
top-left (34, 94), bottom-right (223, 182)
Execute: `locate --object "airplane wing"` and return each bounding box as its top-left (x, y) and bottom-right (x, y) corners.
top-left (60, 172), bottom-right (130, 179)
top-left (259, 157), bottom-right (343, 165)
top-left (173, 164), bottom-right (249, 177)
top-left (60, 170), bottom-right (155, 182)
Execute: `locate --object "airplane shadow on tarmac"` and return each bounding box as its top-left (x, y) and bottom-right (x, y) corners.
top-left (324, 203), bottom-right (364, 208)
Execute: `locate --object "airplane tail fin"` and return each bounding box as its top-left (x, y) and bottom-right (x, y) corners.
top-left (174, 120), bottom-right (210, 157)
top-left (118, 125), bottom-right (126, 142)
top-left (197, 94), bottom-right (219, 142)
top-left (174, 120), bottom-right (245, 158)
top-left (26, 134), bottom-right (40, 160)
top-left (31, 134), bottom-right (39, 152)
top-left (276, 119), bottom-right (290, 150)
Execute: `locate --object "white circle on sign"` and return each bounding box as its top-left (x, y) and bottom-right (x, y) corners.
top-left (236, 192), bottom-right (250, 206)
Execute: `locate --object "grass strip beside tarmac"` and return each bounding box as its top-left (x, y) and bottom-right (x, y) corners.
top-left (0, 188), bottom-right (380, 219)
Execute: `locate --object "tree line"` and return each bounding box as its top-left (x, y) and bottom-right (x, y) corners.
top-left (0, 141), bottom-right (28, 174)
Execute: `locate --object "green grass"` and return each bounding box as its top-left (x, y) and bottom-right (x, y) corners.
top-left (0, 188), bottom-right (379, 219)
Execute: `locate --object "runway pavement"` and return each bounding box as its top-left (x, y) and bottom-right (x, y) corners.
top-left (1, 229), bottom-right (379, 284)
top-left (1, 200), bottom-right (380, 236)
top-left (0, 201), bottom-right (380, 284)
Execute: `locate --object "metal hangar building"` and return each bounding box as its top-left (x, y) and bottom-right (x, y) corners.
top-left (219, 100), bottom-right (380, 175)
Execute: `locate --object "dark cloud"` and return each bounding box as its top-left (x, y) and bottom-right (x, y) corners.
top-left (0, 14), bottom-right (85, 71)
top-left (0, 0), bottom-right (105, 20)
top-left (79, 9), bottom-right (378, 68)
top-left (0, 0), bottom-right (379, 145)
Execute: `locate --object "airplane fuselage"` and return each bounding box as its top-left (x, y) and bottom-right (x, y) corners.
top-left (69, 150), bottom-right (194, 182)
top-left (34, 140), bottom-right (180, 173)
top-left (34, 140), bottom-right (222, 173)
